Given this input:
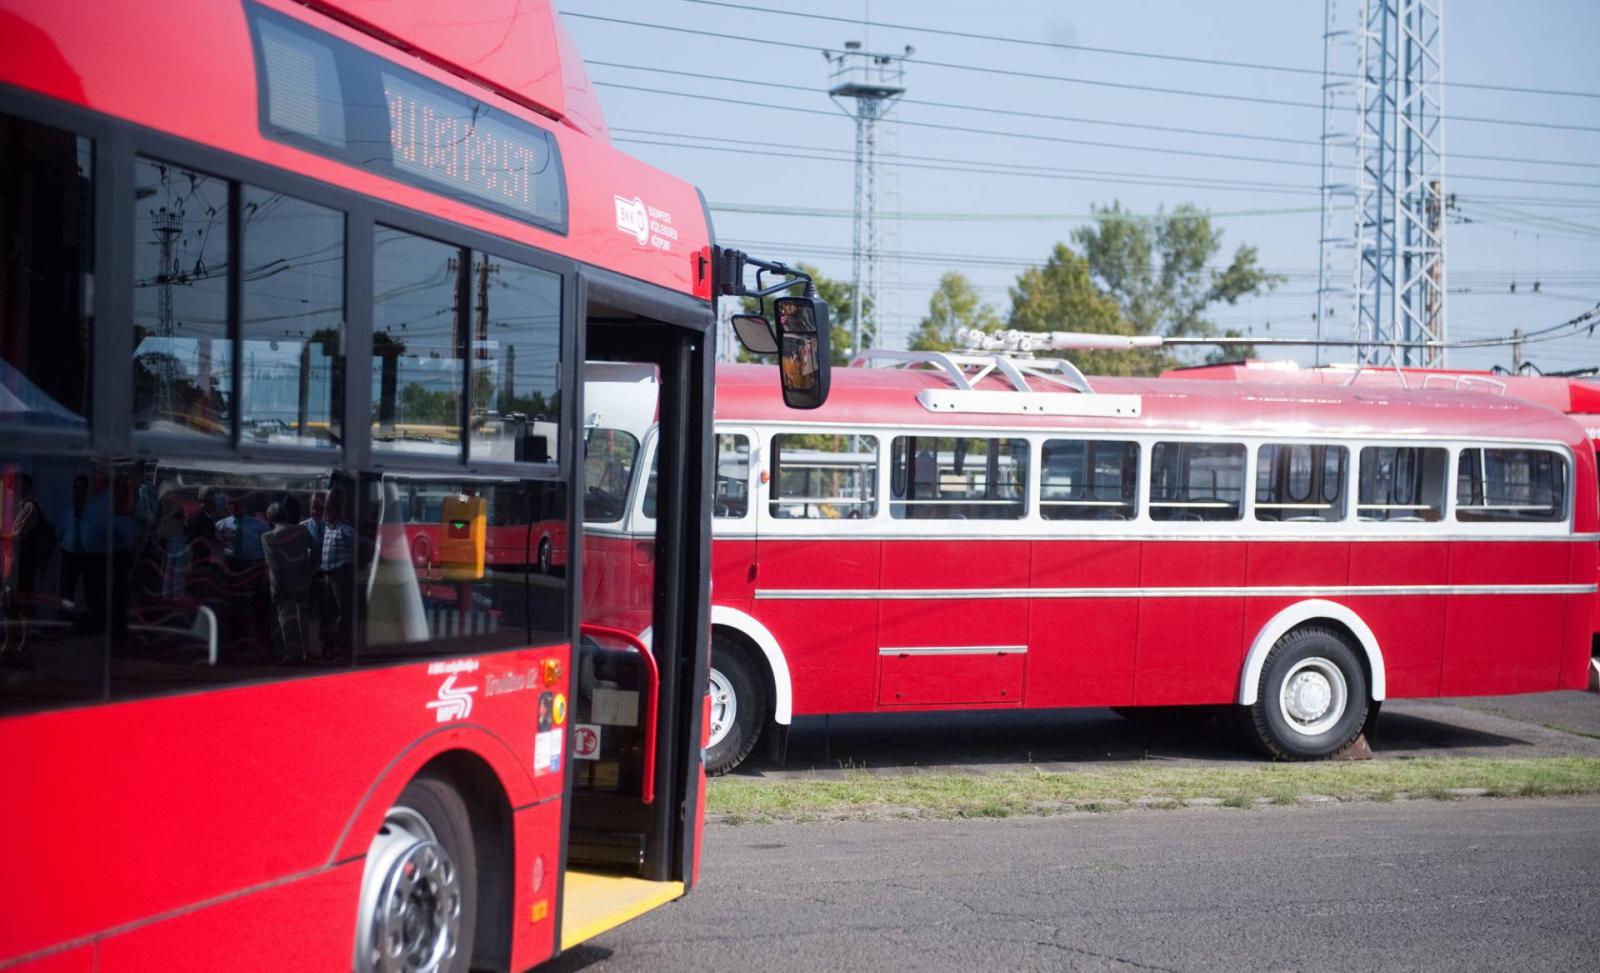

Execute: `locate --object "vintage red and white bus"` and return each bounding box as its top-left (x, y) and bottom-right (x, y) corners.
top-left (0, 2), bottom-right (828, 970)
top-left (581, 353), bottom-right (1596, 773)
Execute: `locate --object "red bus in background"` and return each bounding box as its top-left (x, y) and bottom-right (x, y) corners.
top-left (0, 2), bottom-right (823, 970)
top-left (583, 355), bottom-right (1596, 774)
top-left (1165, 359), bottom-right (1600, 664)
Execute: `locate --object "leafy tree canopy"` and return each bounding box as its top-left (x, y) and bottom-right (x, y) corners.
top-left (1005, 243), bottom-right (1158, 376)
top-left (1071, 202), bottom-right (1282, 363)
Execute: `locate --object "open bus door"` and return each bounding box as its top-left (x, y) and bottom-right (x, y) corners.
top-left (555, 271), bottom-right (714, 952)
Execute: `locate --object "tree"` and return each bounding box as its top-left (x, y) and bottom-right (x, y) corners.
top-left (908, 272), bottom-right (1002, 351)
top-left (1005, 243), bottom-right (1159, 376)
top-left (1072, 202), bottom-right (1283, 362)
top-left (740, 262), bottom-right (869, 365)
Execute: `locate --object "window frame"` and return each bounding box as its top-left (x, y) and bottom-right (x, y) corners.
top-left (769, 430), bottom-right (884, 522)
top-left (1355, 444), bottom-right (1451, 524)
top-left (1037, 437), bottom-right (1140, 522)
top-left (1453, 445), bottom-right (1571, 525)
top-left (1254, 443), bottom-right (1351, 524)
top-left (1147, 440), bottom-right (1248, 523)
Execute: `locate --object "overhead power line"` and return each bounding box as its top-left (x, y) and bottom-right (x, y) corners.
top-left (590, 60), bottom-right (1600, 172)
top-left (564, 12), bottom-right (1600, 132)
top-left (674, 0), bottom-right (1600, 101)
top-left (599, 82), bottom-right (1600, 191)
top-left (613, 131), bottom-right (1318, 196)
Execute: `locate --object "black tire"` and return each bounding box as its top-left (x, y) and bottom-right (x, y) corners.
top-left (1241, 625), bottom-right (1369, 760)
top-left (705, 634), bottom-right (766, 776)
top-left (537, 537), bottom-right (553, 575)
top-left (357, 773), bottom-right (479, 973)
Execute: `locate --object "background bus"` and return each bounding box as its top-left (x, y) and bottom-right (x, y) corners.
top-left (0, 1), bottom-right (782, 969)
top-left (583, 357), bottom-right (1596, 773)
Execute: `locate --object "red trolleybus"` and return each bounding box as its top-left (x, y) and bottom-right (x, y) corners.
top-left (584, 354), bottom-right (1596, 773)
top-left (0, 2), bottom-right (827, 970)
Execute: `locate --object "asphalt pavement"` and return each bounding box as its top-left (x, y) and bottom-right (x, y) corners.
top-left (549, 797), bottom-right (1600, 972)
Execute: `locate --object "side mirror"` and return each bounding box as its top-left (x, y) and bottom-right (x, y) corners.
top-left (730, 313), bottom-right (778, 355)
top-left (773, 295), bottom-right (831, 409)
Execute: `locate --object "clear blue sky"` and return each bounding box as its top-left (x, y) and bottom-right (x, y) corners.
top-left (562, 0), bottom-right (1600, 373)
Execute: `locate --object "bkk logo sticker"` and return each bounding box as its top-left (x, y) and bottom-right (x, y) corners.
top-left (614, 195), bottom-right (678, 251)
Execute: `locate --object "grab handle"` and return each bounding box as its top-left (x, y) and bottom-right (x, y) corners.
top-left (578, 623), bottom-right (659, 805)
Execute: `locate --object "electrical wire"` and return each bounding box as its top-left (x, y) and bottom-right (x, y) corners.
top-left (591, 60), bottom-right (1600, 172)
top-left (597, 79), bottom-right (1600, 191)
top-left (564, 11), bottom-right (1600, 132)
top-left (673, 0), bottom-right (1600, 101)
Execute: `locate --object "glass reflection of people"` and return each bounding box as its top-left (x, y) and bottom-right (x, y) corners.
top-left (320, 487), bottom-right (355, 660)
top-left (301, 490), bottom-right (329, 650)
top-left (777, 302), bottom-right (819, 393)
top-left (263, 498), bottom-right (316, 663)
top-left (57, 475), bottom-right (92, 619)
top-left (2, 474), bottom-right (47, 665)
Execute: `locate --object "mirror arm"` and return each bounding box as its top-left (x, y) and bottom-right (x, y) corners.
top-left (716, 248), bottom-right (815, 300)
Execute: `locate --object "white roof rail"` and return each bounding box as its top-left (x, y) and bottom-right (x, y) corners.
top-left (851, 348), bottom-right (1141, 419)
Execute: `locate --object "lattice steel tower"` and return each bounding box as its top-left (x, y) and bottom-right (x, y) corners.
top-left (1317, 0), bottom-right (1447, 366)
top-left (827, 42), bottom-right (909, 357)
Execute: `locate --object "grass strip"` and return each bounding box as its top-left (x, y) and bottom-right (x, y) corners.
top-left (708, 757), bottom-right (1600, 824)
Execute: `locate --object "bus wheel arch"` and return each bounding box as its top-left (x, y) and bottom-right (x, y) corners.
top-left (355, 752), bottom-right (514, 973)
top-left (707, 607), bottom-right (794, 775)
top-left (1239, 600), bottom-right (1386, 708)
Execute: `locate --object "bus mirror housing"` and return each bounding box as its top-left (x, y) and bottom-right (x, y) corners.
top-left (774, 295), bottom-right (831, 410)
top-left (731, 313), bottom-right (779, 355)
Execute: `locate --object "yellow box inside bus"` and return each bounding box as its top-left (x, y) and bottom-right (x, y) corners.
top-left (439, 494), bottom-right (488, 580)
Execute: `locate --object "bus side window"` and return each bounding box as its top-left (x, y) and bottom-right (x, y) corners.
top-left (889, 436), bottom-right (1028, 521)
top-left (1040, 439), bottom-right (1138, 521)
top-left (1357, 446), bottom-right (1448, 522)
top-left (1456, 448), bottom-right (1567, 524)
top-left (1256, 444), bottom-right (1348, 523)
top-left (1149, 442), bottom-right (1245, 521)
top-left (769, 433), bottom-right (879, 520)
top-left (714, 434), bottom-right (751, 519)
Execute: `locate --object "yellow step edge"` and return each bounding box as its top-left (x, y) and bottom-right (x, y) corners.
top-left (560, 870), bottom-right (685, 951)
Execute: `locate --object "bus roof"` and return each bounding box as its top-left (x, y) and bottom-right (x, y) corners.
top-left (715, 362), bottom-right (1590, 449)
top-left (0, 0), bottom-right (710, 298)
top-left (1164, 360), bottom-right (1600, 416)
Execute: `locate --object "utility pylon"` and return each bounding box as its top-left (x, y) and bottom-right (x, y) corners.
top-left (1319, 0), bottom-right (1447, 367)
top-left (827, 42), bottom-right (909, 358)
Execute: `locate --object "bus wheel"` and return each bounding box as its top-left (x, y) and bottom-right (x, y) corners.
top-left (1243, 626), bottom-right (1368, 760)
top-left (356, 773), bottom-right (478, 973)
top-left (537, 537), bottom-right (553, 574)
top-left (706, 635), bottom-right (765, 776)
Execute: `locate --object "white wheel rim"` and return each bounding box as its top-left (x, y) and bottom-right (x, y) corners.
top-left (1277, 656), bottom-right (1349, 737)
top-left (708, 666), bottom-right (737, 750)
top-left (356, 805), bottom-right (463, 973)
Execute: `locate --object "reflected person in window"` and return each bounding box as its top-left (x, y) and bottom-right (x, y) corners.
top-left (263, 499), bottom-right (316, 663)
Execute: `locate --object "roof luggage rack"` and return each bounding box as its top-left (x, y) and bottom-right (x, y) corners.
top-left (852, 348), bottom-right (1141, 418)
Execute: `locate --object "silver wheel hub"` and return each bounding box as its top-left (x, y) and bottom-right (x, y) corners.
top-left (1277, 657), bottom-right (1349, 736)
top-left (708, 666), bottom-right (737, 750)
top-left (357, 806), bottom-right (462, 973)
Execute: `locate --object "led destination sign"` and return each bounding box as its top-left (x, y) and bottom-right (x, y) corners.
top-left (248, 5), bottom-right (567, 233)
